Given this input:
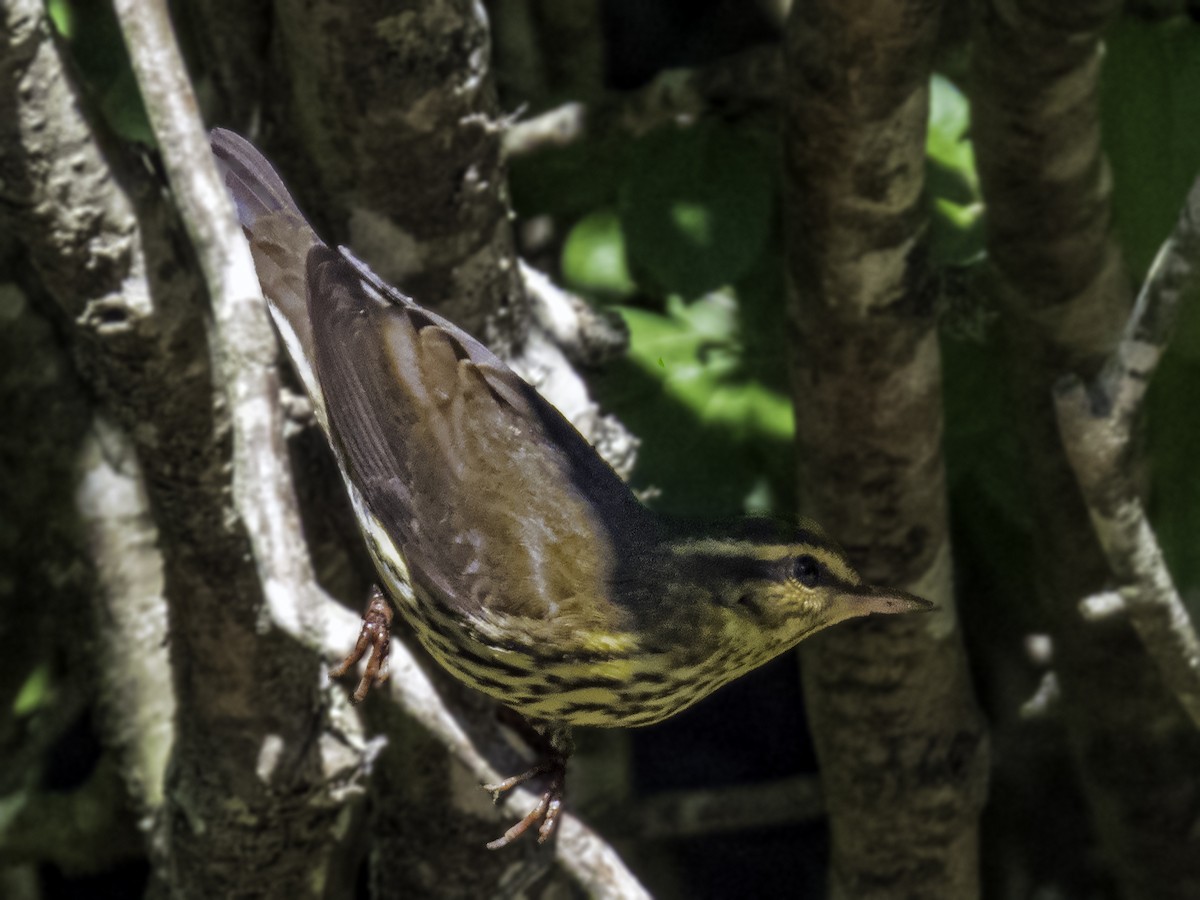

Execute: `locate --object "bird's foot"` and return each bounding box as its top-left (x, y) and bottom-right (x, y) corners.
top-left (482, 749), bottom-right (567, 849)
top-left (329, 585), bottom-right (394, 703)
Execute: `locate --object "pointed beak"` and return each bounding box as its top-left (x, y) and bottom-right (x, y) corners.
top-left (845, 585), bottom-right (935, 617)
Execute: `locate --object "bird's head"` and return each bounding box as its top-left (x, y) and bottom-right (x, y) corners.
top-left (647, 518), bottom-right (933, 683)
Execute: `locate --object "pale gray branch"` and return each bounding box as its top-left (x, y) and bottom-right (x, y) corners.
top-left (521, 260), bottom-right (629, 367)
top-left (1055, 173), bottom-right (1200, 728)
top-left (113, 0), bottom-right (326, 646)
top-left (76, 421), bottom-right (174, 817)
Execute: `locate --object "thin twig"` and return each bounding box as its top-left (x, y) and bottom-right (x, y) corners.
top-left (113, 0), bottom-right (325, 645)
top-left (521, 261), bottom-right (629, 367)
top-left (113, 1), bottom-right (646, 891)
top-left (503, 45), bottom-right (780, 157)
top-left (1055, 173), bottom-right (1200, 727)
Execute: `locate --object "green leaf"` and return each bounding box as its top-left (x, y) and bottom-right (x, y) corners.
top-left (13, 663), bottom-right (50, 717)
top-left (926, 73), bottom-right (983, 265)
top-left (47, 0), bottom-right (73, 37)
top-left (49, 0), bottom-right (154, 145)
top-left (590, 291), bottom-right (795, 517)
top-left (561, 209), bottom-right (636, 297)
top-left (927, 74), bottom-right (978, 193)
top-left (618, 123), bottom-right (774, 299)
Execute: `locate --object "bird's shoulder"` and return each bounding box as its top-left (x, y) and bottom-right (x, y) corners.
top-left (306, 246), bottom-right (651, 626)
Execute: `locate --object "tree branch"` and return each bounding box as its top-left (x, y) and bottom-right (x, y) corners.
top-left (972, 2), bottom-right (1200, 896)
top-left (1055, 173), bottom-right (1200, 727)
top-left (113, 0), bottom-right (326, 661)
top-left (521, 261), bottom-right (629, 368)
top-left (76, 423), bottom-right (175, 816)
top-left (503, 45), bottom-right (780, 158)
top-left (782, 1), bottom-right (987, 897)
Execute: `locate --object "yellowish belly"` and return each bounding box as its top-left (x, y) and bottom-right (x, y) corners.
top-left (358, 503), bottom-right (751, 727)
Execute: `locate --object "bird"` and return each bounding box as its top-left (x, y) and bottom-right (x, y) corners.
top-left (210, 127), bottom-right (933, 849)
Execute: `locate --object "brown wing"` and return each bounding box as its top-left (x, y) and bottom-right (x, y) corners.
top-left (212, 127), bottom-right (654, 625)
top-left (306, 246), bottom-right (654, 625)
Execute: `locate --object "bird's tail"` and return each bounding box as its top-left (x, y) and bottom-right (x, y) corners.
top-left (210, 128), bottom-right (324, 406)
top-left (211, 128), bottom-right (309, 230)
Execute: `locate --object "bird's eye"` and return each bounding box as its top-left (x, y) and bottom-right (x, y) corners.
top-left (793, 555), bottom-right (820, 588)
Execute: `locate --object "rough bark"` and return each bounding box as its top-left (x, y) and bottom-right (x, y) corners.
top-left (270, 0), bottom-right (523, 347)
top-left (265, 0), bottom-right (635, 481)
top-left (972, 3), bottom-right (1200, 898)
top-left (0, 2), bottom-right (367, 895)
top-left (783, 2), bottom-right (988, 897)
top-left (1057, 174), bottom-right (1200, 728)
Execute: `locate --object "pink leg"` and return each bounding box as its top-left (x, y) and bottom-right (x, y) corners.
top-left (482, 727), bottom-right (570, 849)
top-left (329, 585), bottom-right (394, 703)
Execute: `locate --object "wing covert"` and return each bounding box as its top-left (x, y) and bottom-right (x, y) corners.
top-left (305, 245), bottom-right (653, 625)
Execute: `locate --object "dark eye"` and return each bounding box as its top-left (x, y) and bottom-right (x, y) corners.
top-left (793, 555), bottom-right (820, 588)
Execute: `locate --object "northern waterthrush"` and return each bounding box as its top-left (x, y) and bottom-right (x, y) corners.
top-left (211, 129), bottom-right (932, 849)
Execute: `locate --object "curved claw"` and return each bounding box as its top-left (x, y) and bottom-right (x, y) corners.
top-left (538, 790), bottom-right (563, 843)
top-left (482, 754), bottom-right (567, 849)
top-left (329, 585), bottom-right (394, 703)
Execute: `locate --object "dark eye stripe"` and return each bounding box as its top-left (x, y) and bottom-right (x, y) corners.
top-left (684, 553), bottom-right (781, 585)
top-left (665, 541), bottom-right (863, 599)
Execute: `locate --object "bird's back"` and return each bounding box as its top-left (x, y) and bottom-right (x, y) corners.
top-left (211, 130), bottom-right (665, 722)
